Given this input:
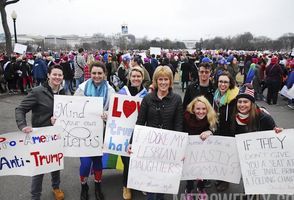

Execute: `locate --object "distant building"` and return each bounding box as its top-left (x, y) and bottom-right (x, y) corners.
top-left (44, 37), bottom-right (67, 49)
top-left (62, 35), bottom-right (81, 48)
top-left (121, 23), bottom-right (128, 35)
top-left (182, 40), bottom-right (198, 49)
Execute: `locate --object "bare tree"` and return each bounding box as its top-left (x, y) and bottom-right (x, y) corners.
top-left (0, 0), bottom-right (20, 55)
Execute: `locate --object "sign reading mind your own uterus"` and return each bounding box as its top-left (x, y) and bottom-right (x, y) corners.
top-left (54, 95), bottom-right (104, 157)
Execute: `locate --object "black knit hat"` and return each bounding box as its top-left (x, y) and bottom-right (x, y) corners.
top-left (237, 84), bottom-right (255, 103)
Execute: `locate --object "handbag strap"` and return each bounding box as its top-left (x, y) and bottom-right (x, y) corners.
top-left (75, 56), bottom-right (84, 71)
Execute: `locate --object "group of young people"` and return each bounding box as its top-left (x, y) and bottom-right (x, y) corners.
top-left (15, 56), bottom-right (282, 200)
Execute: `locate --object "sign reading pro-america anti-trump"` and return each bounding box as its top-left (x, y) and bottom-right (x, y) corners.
top-left (0, 126), bottom-right (64, 176)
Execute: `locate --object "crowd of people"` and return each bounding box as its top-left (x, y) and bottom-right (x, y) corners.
top-left (7, 47), bottom-right (292, 200)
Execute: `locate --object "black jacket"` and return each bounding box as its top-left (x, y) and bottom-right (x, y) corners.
top-left (214, 98), bottom-right (236, 137)
top-left (15, 82), bottom-right (65, 130)
top-left (136, 89), bottom-right (183, 132)
top-left (231, 110), bottom-right (276, 136)
top-left (183, 81), bottom-right (215, 110)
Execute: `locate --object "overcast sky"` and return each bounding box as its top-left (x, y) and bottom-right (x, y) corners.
top-left (2, 0), bottom-right (294, 40)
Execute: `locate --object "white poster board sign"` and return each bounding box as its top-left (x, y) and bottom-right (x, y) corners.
top-left (14, 43), bottom-right (27, 54)
top-left (54, 95), bottom-right (104, 157)
top-left (104, 94), bottom-right (142, 156)
top-left (150, 47), bottom-right (161, 56)
top-left (127, 125), bottom-right (188, 194)
top-left (182, 135), bottom-right (241, 184)
top-left (236, 129), bottom-right (294, 194)
top-left (0, 126), bottom-right (64, 176)
top-left (187, 49), bottom-right (196, 55)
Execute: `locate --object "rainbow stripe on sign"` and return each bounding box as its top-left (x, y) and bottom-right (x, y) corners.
top-left (102, 153), bottom-right (124, 171)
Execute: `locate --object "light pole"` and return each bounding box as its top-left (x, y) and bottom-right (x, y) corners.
top-left (11, 10), bottom-right (17, 44)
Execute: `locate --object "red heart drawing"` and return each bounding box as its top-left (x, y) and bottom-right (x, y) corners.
top-left (123, 100), bottom-right (137, 118)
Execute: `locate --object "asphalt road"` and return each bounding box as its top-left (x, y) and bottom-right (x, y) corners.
top-left (0, 84), bottom-right (293, 200)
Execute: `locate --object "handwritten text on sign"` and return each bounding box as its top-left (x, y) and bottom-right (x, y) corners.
top-left (235, 129), bottom-right (294, 194)
top-left (181, 135), bottom-right (241, 184)
top-left (0, 126), bottom-right (64, 176)
top-left (104, 94), bottom-right (142, 156)
top-left (54, 95), bottom-right (104, 157)
top-left (127, 125), bottom-right (188, 194)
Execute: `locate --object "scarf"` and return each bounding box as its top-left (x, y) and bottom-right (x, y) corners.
top-left (236, 113), bottom-right (249, 125)
top-left (184, 112), bottom-right (210, 135)
top-left (84, 79), bottom-right (108, 107)
top-left (214, 89), bottom-right (229, 107)
top-left (214, 87), bottom-right (239, 107)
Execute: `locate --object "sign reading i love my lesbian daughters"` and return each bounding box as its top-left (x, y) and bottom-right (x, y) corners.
top-left (104, 94), bottom-right (142, 156)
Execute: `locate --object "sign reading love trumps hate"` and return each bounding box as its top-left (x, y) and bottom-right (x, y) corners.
top-left (0, 126), bottom-right (64, 176)
top-left (181, 135), bottom-right (241, 184)
top-left (236, 129), bottom-right (294, 194)
top-left (104, 94), bottom-right (142, 156)
top-left (54, 95), bottom-right (104, 157)
top-left (127, 125), bottom-right (188, 194)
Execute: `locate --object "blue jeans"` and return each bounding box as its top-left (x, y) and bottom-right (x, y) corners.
top-left (64, 80), bottom-right (73, 94)
top-left (31, 170), bottom-right (60, 200)
top-left (75, 76), bottom-right (84, 89)
top-left (147, 193), bottom-right (164, 200)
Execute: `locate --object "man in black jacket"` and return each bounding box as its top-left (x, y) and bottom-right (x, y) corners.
top-left (183, 62), bottom-right (215, 110)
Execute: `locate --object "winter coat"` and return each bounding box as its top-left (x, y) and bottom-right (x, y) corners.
top-left (74, 53), bottom-right (86, 79)
top-left (213, 87), bottom-right (239, 137)
top-left (60, 61), bottom-right (74, 80)
top-left (15, 82), bottom-right (65, 130)
top-left (265, 63), bottom-right (283, 82)
top-left (183, 81), bottom-right (215, 110)
top-left (180, 62), bottom-right (191, 82)
top-left (74, 79), bottom-right (115, 111)
top-left (231, 110), bottom-right (276, 135)
top-left (136, 89), bottom-right (183, 132)
top-left (183, 111), bottom-right (210, 135)
top-left (32, 58), bottom-right (48, 80)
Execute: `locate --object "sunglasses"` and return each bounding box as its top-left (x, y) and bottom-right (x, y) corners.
top-left (199, 70), bottom-right (210, 74)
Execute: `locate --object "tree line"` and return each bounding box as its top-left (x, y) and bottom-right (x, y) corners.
top-left (198, 32), bottom-right (294, 51)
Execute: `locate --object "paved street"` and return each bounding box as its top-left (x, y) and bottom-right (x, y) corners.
top-left (0, 83), bottom-right (294, 200)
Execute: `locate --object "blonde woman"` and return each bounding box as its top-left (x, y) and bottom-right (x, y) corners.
top-left (184, 96), bottom-right (218, 200)
top-left (136, 65), bottom-right (183, 200)
top-left (84, 53), bottom-right (95, 81)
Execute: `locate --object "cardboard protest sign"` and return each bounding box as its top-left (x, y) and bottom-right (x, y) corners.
top-left (54, 95), bottom-right (104, 157)
top-left (0, 126), bottom-right (64, 176)
top-left (13, 43), bottom-right (27, 54)
top-left (127, 125), bottom-right (188, 194)
top-left (150, 47), bottom-right (161, 56)
top-left (182, 135), bottom-right (241, 184)
top-left (104, 94), bottom-right (142, 156)
top-left (236, 129), bottom-right (294, 194)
